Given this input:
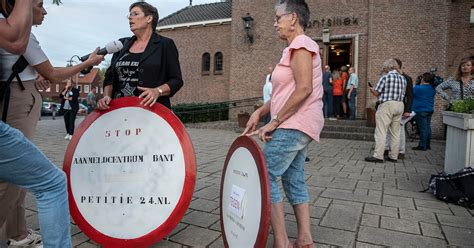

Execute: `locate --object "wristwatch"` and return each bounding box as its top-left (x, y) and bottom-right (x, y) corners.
top-left (272, 114), bottom-right (281, 124)
top-left (157, 87), bottom-right (163, 96)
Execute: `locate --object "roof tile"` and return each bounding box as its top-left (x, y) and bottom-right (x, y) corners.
top-left (158, 1), bottom-right (232, 26)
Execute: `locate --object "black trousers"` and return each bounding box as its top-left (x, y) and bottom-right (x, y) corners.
top-left (63, 110), bottom-right (77, 135)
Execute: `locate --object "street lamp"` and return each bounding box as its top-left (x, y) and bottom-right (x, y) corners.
top-left (66, 55), bottom-right (81, 87)
top-left (67, 55), bottom-right (92, 75)
top-left (242, 13), bottom-right (254, 43)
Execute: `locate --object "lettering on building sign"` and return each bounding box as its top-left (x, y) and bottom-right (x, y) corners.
top-left (307, 16), bottom-right (359, 29)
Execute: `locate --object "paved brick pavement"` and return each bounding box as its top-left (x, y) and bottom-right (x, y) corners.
top-left (7, 117), bottom-right (474, 247)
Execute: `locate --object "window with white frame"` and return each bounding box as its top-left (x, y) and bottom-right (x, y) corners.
top-left (84, 85), bottom-right (90, 93)
top-left (56, 84), bottom-right (60, 93)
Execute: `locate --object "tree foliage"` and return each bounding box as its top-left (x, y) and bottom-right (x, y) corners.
top-left (52, 0), bottom-right (62, 5)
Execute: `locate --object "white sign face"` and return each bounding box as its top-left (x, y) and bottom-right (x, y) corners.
top-left (222, 147), bottom-right (262, 247)
top-left (70, 107), bottom-right (185, 239)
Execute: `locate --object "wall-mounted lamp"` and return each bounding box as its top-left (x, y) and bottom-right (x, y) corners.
top-left (322, 27), bottom-right (330, 44)
top-left (242, 13), bottom-right (254, 43)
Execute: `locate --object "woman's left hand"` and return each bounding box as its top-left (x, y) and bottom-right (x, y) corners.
top-left (254, 121), bottom-right (278, 142)
top-left (137, 86), bottom-right (160, 107)
top-left (35, 79), bottom-right (50, 91)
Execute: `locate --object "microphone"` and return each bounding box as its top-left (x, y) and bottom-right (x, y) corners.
top-left (79, 40), bottom-right (123, 62)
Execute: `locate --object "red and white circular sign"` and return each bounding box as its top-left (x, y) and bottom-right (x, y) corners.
top-left (63, 97), bottom-right (196, 247)
top-left (220, 136), bottom-right (270, 247)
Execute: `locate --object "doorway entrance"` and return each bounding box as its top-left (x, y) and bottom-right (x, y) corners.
top-left (319, 40), bottom-right (353, 71)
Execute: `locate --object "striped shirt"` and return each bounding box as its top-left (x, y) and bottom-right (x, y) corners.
top-left (435, 78), bottom-right (474, 102)
top-left (375, 70), bottom-right (407, 103)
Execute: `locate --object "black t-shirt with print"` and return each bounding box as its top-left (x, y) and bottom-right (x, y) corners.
top-left (114, 52), bottom-right (142, 98)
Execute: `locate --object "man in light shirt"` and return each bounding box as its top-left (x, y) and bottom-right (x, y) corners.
top-left (347, 67), bottom-right (358, 120)
top-left (262, 65), bottom-right (273, 124)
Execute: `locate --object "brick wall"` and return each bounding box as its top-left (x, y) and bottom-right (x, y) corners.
top-left (157, 24), bottom-right (232, 105)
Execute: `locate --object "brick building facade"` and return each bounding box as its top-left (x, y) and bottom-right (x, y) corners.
top-left (158, 0), bottom-right (474, 138)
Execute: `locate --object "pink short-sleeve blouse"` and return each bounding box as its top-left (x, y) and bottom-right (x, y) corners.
top-left (270, 34), bottom-right (324, 141)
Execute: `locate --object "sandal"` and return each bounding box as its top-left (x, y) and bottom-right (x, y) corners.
top-left (294, 240), bottom-right (315, 248)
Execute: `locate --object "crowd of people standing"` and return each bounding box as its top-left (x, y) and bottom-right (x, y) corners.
top-left (364, 56), bottom-right (473, 163)
top-left (322, 65), bottom-right (359, 120)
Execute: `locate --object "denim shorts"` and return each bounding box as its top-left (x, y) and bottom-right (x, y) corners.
top-left (263, 128), bottom-right (312, 205)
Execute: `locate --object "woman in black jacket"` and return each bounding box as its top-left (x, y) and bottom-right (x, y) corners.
top-left (60, 79), bottom-right (79, 140)
top-left (97, 1), bottom-right (183, 110)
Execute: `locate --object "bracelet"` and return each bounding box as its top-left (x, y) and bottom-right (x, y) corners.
top-left (157, 87), bottom-right (163, 96)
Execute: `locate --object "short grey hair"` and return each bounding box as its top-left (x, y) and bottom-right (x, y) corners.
top-left (276, 0), bottom-right (310, 30)
top-left (382, 59), bottom-right (399, 71)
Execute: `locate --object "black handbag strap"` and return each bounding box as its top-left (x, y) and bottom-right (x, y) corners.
top-left (1, 56), bottom-right (28, 122)
top-left (460, 80), bottom-right (464, 100)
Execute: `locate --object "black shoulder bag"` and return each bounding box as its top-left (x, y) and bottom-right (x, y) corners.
top-left (0, 56), bottom-right (29, 122)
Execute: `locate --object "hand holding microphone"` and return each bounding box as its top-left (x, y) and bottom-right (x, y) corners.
top-left (80, 40), bottom-right (123, 62)
top-left (80, 40), bottom-right (124, 73)
top-left (83, 47), bottom-right (105, 67)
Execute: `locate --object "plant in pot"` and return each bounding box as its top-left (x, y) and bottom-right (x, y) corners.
top-left (442, 98), bottom-right (474, 174)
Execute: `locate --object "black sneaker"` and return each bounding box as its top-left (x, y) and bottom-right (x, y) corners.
top-left (365, 156), bottom-right (384, 163)
top-left (398, 153), bottom-right (405, 160)
top-left (412, 146), bottom-right (426, 151)
top-left (386, 157), bottom-right (397, 163)
top-left (305, 157), bottom-right (310, 162)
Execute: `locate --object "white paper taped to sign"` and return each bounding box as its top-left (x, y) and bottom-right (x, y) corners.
top-left (228, 184), bottom-right (246, 219)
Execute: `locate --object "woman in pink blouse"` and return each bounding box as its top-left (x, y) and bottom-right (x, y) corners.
top-left (242, 1), bottom-right (323, 247)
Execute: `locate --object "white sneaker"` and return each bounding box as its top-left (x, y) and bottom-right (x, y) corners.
top-left (68, 135), bottom-right (73, 140)
top-left (64, 134), bottom-right (70, 140)
top-left (7, 229), bottom-right (42, 247)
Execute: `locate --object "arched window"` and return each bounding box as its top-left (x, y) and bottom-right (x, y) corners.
top-left (214, 52), bottom-right (223, 74)
top-left (202, 53), bottom-right (210, 75)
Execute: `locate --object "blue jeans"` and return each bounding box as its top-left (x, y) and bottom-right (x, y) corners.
top-left (0, 122), bottom-right (71, 248)
top-left (414, 112), bottom-right (433, 149)
top-left (323, 91), bottom-right (333, 118)
top-left (264, 129), bottom-right (312, 205)
top-left (348, 89), bottom-right (357, 120)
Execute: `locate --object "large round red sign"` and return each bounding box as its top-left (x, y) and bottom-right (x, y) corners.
top-left (63, 97), bottom-right (196, 247)
top-left (220, 136), bottom-right (270, 247)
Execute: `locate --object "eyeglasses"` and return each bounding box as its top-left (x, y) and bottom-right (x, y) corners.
top-left (127, 12), bottom-right (144, 19)
top-left (274, 12), bottom-right (292, 23)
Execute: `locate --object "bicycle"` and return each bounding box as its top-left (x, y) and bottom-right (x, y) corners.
top-left (405, 118), bottom-right (419, 142)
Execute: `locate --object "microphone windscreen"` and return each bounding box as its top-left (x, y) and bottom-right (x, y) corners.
top-left (105, 40), bottom-right (123, 54)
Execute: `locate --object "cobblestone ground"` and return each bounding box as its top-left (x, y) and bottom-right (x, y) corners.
top-left (10, 117), bottom-right (474, 247)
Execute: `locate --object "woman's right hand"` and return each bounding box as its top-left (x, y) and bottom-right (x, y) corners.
top-left (85, 47), bottom-right (105, 67)
top-left (97, 96), bottom-right (111, 110)
top-left (241, 111), bottom-right (261, 136)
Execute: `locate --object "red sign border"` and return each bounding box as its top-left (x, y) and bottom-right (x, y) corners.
top-left (219, 136), bottom-right (271, 248)
top-left (63, 97), bottom-right (196, 247)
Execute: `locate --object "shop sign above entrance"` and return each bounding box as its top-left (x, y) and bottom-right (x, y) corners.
top-left (307, 16), bottom-right (359, 29)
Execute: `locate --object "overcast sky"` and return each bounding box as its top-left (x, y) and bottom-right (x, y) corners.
top-left (34, 0), bottom-right (218, 67)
